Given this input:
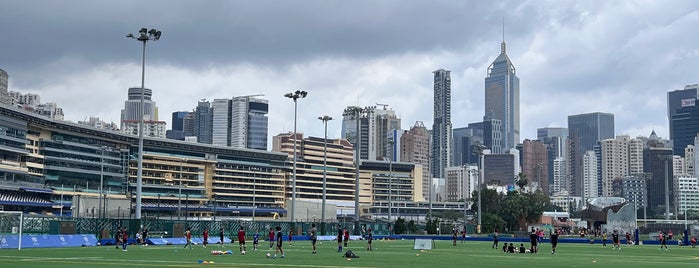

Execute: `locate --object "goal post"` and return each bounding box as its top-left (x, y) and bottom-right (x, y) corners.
top-left (0, 211), bottom-right (23, 250)
top-left (413, 238), bottom-right (435, 250)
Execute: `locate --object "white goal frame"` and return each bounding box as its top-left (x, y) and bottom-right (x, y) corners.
top-left (0, 211), bottom-right (23, 250)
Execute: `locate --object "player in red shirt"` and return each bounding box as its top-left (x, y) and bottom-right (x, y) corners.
top-left (288, 230), bottom-right (293, 246)
top-left (202, 228), bottom-right (209, 248)
top-left (121, 228), bottom-right (129, 251)
top-left (237, 226), bottom-right (247, 253)
top-left (268, 228), bottom-right (275, 249)
top-left (343, 228), bottom-right (349, 247)
top-left (184, 227), bottom-right (193, 249)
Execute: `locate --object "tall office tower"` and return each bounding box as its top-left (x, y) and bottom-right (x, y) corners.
top-left (189, 100), bottom-right (213, 144)
top-left (522, 139), bottom-right (549, 195)
top-left (599, 136), bottom-right (630, 197)
top-left (342, 105), bottom-right (401, 160)
top-left (538, 127), bottom-right (568, 189)
top-left (166, 111), bottom-right (190, 140)
top-left (582, 150), bottom-right (599, 201)
top-left (621, 176), bottom-right (647, 214)
top-left (483, 153), bottom-right (515, 186)
top-left (212, 96), bottom-right (269, 150)
top-left (121, 87), bottom-right (158, 122)
top-left (567, 112), bottom-right (614, 197)
top-left (400, 121), bottom-right (431, 201)
top-left (670, 95), bottom-right (699, 157)
top-left (0, 68), bottom-right (10, 106)
top-left (432, 69), bottom-right (452, 179)
top-left (452, 122), bottom-right (486, 166)
top-left (484, 36), bottom-right (520, 151)
top-left (629, 137), bottom-right (645, 175)
top-left (120, 87), bottom-right (166, 137)
top-left (483, 118), bottom-right (503, 153)
top-left (643, 147), bottom-right (674, 217)
top-left (668, 84), bottom-right (699, 139)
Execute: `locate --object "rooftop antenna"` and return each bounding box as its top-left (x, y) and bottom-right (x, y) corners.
top-left (501, 17), bottom-right (506, 53)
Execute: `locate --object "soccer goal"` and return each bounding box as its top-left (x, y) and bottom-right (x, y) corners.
top-left (413, 238), bottom-right (435, 250)
top-left (0, 211), bottom-right (23, 250)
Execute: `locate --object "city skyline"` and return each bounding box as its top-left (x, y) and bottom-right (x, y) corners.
top-left (2, 1), bottom-right (699, 144)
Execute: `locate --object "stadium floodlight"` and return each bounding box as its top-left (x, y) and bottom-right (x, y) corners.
top-left (284, 90), bottom-right (307, 223)
top-left (126, 27), bottom-right (161, 219)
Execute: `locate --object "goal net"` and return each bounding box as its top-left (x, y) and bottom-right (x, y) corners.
top-left (0, 211), bottom-right (23, 250)
top-left (413, 238), bottom-right (435, 250)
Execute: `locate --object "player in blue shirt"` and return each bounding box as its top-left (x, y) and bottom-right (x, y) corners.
top-left (253, 231), bottom-right (259, 251)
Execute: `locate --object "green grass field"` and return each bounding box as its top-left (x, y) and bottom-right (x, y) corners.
top-left (0, 240), bottom-right (697, 267)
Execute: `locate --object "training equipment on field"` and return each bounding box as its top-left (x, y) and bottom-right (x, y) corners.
top-left (413, 238), bottom-right (435, 250)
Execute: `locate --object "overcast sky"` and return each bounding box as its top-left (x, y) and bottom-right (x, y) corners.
top-left (2, 0), bottom-right (698, 144)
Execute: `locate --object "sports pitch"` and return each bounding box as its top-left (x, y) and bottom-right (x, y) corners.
top-left (0, 240), bottom-right (697, 267)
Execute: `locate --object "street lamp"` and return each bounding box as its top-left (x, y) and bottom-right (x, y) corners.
top-left (343, 106), bottom-right (364, 235)
top-left (251, 167), bottom-right (259, 223)
top-left (284, 90), bottom-right (307, 223)
top-left (178, 158), bottom-right (186, 220)
top-left (473, 144), bottom-right (485, 233)
top-left (98, 146), bottom-right (107, 219)
top-left (127, 27), bottom-right (161, 220)
top-left (387, 138), bottom-right (394, 230)
top-left (318, 115), bottom-right (333, 235)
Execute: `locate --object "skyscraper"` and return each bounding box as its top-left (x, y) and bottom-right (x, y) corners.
top-left (212, 96), bottom-right (269, 150)
top-left (432, 69), bottom-right (452, 179)
top-left (522, 139), bottom-right (549, 195)
top-left (484, 36), bottom-right (519, 151)
top-left (567, 112), bottom-right (614, 197)
top-left (192, 100), bottom-right (213, 144)
top-left (0, 69), bottom-right (12, 106)
top-left (342, 105), bottom-right (401, 160)
top-left (400, 121), bottom-right (431, 201)
top-left (667, 84), bottom-right (699, 139)
top-left (120, 87), bottom-right (165, 137)
top-left (599, 136), bottom-right (630, 197)
top-left (670, 96), bottom-right (699, 157)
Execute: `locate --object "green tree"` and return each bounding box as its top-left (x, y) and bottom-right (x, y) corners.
top-left (516, 172), bottom-right (528, 190)
top-left (425, 218), bottom-right (438, 234)
top-left (407, 220), bottom-right (418, 233)
top-left (394, 218), bottom-right (406, 234)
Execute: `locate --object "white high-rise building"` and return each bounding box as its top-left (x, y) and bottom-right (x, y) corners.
top-left (120, 87), bottom-right (164, 137)
top-left (583, 151), bottom-right (598, 202)
top-left (685, 145), bottom-right (695, 177)
top-left (445, 165), bottom-right (476, 202)
top-left (673, 155), bottom-right (685, 176)
top-left (629, 137), bottom-right (644, 175)
top-left (432, 69), bottom-right (452, 179)
top-left (675, 177), bottom-right (699, 215)
top-left (600, 136), bottom-right (630, 197)
top-left (342, 105), bottom-right (401, 161)
top-left (552, 157), bottom-right (568, 194)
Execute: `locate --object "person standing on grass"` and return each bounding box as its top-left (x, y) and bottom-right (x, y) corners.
top-left (268, 228), bottom-right (275, 249)
top-left (602, 231), bottom-right (608, 248)
top-left (142, 228), bottom-right (148, 246)
top-left (121, 228), bottom-right (129, 251)
top-left (288, 230), bottom-right (294, 246)
top-left (184, 227), bottom-right (193, 250)
top-left (529, 228), bottom-right (538, 253)
top-left (253, 231), bottom-right (260, 251)
top-left (218, 227), bottom-right (225, 248)
top-left (238, 226), bottom-right (247, 253)
top-left (309, 223), bottom-right (318, 254)
top-left (115, 227), bottom-right (122, 249)
top-left (452, 227), bottom-right (458, 246)
top-left (659, 231), bottom-right (668, 251)
top-left (611, 230), bottom-right (620, 250)
top-left (550, 229), bottom-right (559, 254)
top-left (492, 229), bottom-right (499, 249)
top-left (336, 225), bottom-right (343, 252)
top-left (366, 228), bottom-right (373, 251)
top-left (274, 226), bottom-right (285, 258)
top-left (461, 227), bottom-right (467, 243)
top-left (343, 227), bottom-right (350, 247)
top-left (625, 232), bottom-right (632, 245)
top-left (202, 228), bottom-right (209, 248)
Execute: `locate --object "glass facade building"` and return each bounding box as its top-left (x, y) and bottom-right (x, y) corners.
top-left (484, 40), bottom-right (519, 151)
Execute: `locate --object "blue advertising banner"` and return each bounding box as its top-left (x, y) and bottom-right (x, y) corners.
top-left (0, 234), bottom-right (98, 249)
